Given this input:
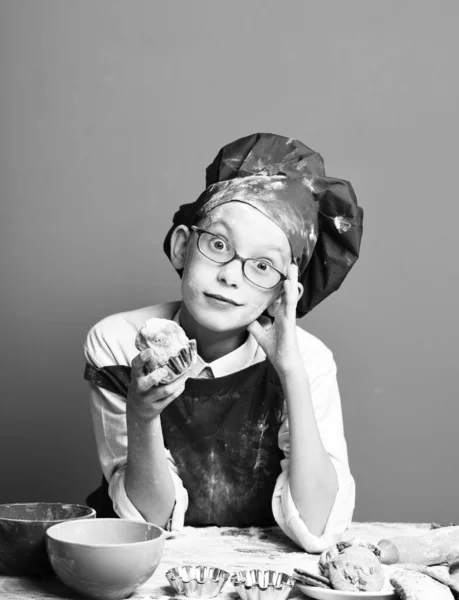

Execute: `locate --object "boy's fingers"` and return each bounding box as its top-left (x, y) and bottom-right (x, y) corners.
top-left (140, 367), bottom-right (191, 395)
top-left (247, 320), bottom-right (265, 341)
top-left (131, 349), bottom-right (154, 370)
top-left (149, 368), bottom-right (169, 387)
top-left (153, 385), bottom-right (186, 410)
top-left (158, 371), bottom-right (190, 395)
top-left (287, 263), bottom-right (299, 281)
top-left (284, 278), bottom-right (298, 305)
top-left (131, 354), bottom-right (144, 371)
top-left (285, 264), bottom-right (299, 316)
top-left (247, 320), bottom-right (271, 353)
top-left (137, 368), bottom-right (168, 393)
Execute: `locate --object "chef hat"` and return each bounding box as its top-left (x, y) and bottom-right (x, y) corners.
top-left (163, 133), bottom-right (363, 317)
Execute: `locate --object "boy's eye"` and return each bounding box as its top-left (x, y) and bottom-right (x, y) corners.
top-left (254, 260), bottom-right (272, 275)
top-left (210, 237), bottom-right (229, 252)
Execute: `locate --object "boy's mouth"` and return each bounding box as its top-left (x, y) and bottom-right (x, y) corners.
top-left (204, 293), bottom-right (242, 306)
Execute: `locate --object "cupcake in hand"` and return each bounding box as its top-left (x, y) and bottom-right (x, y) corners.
top-left (135, 318), bottom-right (197, 384)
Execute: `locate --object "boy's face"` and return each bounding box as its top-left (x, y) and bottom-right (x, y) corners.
top-left (179, 202), bottom-right (292, 333)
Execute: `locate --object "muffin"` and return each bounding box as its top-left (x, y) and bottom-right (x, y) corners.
top-left (135, 318), bottom-right (197, 384)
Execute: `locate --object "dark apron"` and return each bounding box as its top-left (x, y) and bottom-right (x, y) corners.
top-left (84, 359), bottom-right (285, 526)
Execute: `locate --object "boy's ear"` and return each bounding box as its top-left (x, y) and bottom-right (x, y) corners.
top-left (170, 225), bottom-right (191, 270)
top-left (266, 282), bottom-right (304, 318)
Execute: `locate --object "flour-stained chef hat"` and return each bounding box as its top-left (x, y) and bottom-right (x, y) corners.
top-left (163, 133), bottom-right (363, 317)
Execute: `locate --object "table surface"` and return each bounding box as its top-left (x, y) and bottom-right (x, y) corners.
top-left (0, 522), bottom-right (432, 600)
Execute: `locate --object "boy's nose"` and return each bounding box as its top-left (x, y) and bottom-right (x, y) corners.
top-left (217, 258), bottom-right (244, 286)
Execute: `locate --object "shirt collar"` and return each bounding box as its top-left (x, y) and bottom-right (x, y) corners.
top-left (172, 308), bottom-right (259, 378)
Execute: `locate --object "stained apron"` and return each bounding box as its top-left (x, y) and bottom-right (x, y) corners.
top-left (84, 359), bottom-right (285, 526)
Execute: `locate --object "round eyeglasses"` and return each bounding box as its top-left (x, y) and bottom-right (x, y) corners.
top-left (191, 226), bottom-right (288, 289)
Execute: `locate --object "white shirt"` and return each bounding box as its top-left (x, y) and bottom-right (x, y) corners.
top-left (84, 301), bottom-right (355, 552)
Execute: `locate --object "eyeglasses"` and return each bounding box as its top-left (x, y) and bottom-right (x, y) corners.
top-left (191, 226), bottom-right (288, 289)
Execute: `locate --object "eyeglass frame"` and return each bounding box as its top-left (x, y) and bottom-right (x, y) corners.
top-left (190, 225), bottom-right (289, 289)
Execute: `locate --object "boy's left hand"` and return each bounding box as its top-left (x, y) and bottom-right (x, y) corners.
top-left (247, 264), bottom-right (302, 375)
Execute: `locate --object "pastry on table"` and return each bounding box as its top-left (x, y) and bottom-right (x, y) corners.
top-left (396, 564), bottom-right (459, 595)
top-left (318, 544), bottom-right (340, 578)
top-left (135, 318), bottom-right (197, 384)
top-left (292, 567), bottom-right (332, 589)
top-left (319, 538), bottom-right (381, 578)
top-left (449, 560), bottom-right (459, 585)
top-left (423, 565), bottom-right (459, 595)
top-left (327, 545), bottom-right (385, 592)
top-left (446, 547), bottom-right (459, 585)
top-left (390, 568), bottom-right (454, 599)
top-left (336, 538), bottom-right (381, 557)
top-left (318, 538), bottom-right (385, 592)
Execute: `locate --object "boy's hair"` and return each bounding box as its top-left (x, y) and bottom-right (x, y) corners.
top-left (163, 133), bottom-right (363, 317)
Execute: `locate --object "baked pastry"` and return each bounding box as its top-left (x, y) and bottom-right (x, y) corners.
top-left (135, 318), bottom-right (197, 383)
top-left (327, 545), bottom-right (385, 592)
top-left (318, 545), bottom-right (340, 578)
top-left (292, 568), bottom-right (331, 589)
top-left (319, 538), bottom-right (384, 592)
top-left (446, 547), bottom-right (459, 586)
top-left (391, 568), bottom-right (454, 599)
top-left (423, 565), bottom-right (459, 595)
top-left (336, 538), bottom-right (381, 557)
top-left (319, 538), bottom-right (380, 578)
top-left (450, 560), bottom-right (459, 585)
top-left (396, 564), bottom-right (459, 596)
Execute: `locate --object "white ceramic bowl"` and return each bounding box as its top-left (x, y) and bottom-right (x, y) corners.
top-left (46, 518), bottom-right (166, 600)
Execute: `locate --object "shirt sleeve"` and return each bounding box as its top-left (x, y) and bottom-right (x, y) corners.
top-left (271, 336), bottom-right (355, 552)
top-left (84, 325), bottom-right (189, 530)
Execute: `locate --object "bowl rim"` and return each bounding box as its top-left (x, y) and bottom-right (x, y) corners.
top-left (46, 517), bottom-right (167, 549)
top-left (0, 502), bottom-right (96, 523)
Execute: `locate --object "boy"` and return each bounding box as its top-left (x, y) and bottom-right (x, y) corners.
top-left (84, 133), bottom-right (363, 552)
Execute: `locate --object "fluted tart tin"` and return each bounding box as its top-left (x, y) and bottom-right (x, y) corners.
top-left (231, 569), bottom-right (295, 600)
top-left (166, 565), bottom-right (230, 597)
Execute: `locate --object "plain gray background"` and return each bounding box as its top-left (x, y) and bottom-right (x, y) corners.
top-left (1, 0), bottom-right (458, 524)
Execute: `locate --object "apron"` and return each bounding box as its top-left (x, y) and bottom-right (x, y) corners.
top-left (84, 359), bottom-right (285, 526)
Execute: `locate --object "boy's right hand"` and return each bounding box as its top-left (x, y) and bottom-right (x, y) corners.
top-left (127, 349), bottom-right (188, 422)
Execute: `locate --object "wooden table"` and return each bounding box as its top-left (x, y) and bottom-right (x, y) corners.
top-left (0, 522), bottom-right (431, 599)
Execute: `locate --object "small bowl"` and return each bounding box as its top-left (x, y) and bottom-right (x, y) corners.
top-left (0, 502), bottom-right (96, 576)
top-left (231, 570), bottom-right (295, 600)
top-left (46, 518), bottom-right (166, 600)
top-left (166, 565), bottom-right (230, 597)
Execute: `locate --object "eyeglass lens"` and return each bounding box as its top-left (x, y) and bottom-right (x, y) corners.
top-left (198, 230), bottom-right (282, 288)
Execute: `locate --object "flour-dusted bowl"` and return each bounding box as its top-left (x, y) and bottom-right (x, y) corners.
top-left (46, 518), bottom-right (166, 600)
top-left (166, 565), bottom-right (230, 597)
top-left (0, 502), bottom-right (96, 576)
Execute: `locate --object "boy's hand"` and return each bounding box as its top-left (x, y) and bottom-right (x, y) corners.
top-left (127, 350), bottom-right (189, 422)
top-left (247, 264), bottom-right (302, 376)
